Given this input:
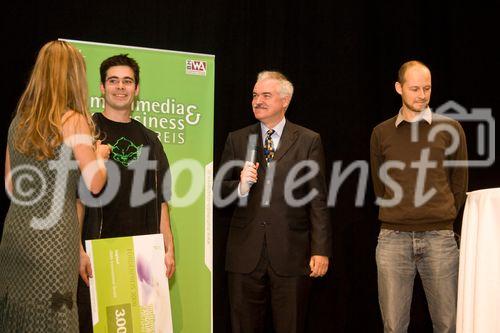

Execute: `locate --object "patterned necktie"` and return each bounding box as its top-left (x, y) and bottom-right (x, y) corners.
top-left (264, 129), bottom-right (275, 164)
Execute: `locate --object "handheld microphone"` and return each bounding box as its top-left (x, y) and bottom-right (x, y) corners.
top-left (248, 146), bottom-right (257, 164)
top-left (245, 134), bottom-right (259, 187)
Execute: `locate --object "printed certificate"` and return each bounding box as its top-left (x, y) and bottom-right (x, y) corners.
top-left (86, 234), bottom-right (173, 333)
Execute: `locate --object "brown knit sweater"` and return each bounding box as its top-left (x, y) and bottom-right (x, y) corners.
top-left (370, 113), bottom-right (468, 231)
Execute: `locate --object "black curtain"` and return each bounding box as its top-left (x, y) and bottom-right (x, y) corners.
top-left (2, 1), bottom-right (499, 332)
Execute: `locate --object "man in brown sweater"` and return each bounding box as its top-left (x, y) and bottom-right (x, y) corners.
top-left (370, 61), bottom-right (468, 333)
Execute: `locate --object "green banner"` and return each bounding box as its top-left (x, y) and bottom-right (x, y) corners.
top-left (66, 39), bottom-right (214, 333)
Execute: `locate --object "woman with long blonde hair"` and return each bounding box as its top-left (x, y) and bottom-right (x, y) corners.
top-left (0, 40), bottom-right (109, 332)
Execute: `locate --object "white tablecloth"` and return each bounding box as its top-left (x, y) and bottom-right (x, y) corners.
top-left (457, 188), bottom-right (500, 333)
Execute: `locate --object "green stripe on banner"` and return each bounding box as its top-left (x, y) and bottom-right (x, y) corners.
top-left (68, 39), bottom-right (214, 333)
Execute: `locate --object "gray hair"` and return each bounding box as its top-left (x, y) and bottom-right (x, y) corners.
top-left (257, 71), bottom-right (294, 98)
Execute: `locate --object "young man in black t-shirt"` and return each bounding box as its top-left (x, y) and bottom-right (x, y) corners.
top-left (76, 54), bottom-right (175, 333)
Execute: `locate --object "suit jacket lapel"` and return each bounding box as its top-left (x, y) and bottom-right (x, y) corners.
top-left (273, 121), bottom-right (298, 162)
top-left (248, 123), bottom-right (266, 173)
top-left (256, 125), bottom-right (266, 168)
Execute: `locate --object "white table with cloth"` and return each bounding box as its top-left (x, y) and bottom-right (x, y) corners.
top-left (457, 188), bottom-right (500, 333)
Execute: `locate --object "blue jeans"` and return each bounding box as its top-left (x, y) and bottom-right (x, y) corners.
top-left (376, 229), bottom-right (459, 333)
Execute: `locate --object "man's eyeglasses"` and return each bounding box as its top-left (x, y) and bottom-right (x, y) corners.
top-left (106, 77), bottom-right (135, 86)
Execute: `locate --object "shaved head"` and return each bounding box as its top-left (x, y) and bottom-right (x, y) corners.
top-left (398, 60), bottom-right (430, 84)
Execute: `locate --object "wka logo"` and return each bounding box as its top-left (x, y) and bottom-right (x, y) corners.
top-left (186, 60), bottom-right (207, 76)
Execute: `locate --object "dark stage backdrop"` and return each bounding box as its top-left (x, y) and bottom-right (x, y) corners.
top-left (2, 1), bottom-right (499, 332)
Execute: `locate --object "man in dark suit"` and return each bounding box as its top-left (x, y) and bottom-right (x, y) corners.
top-left (218, 71), bottom-right (332, 333)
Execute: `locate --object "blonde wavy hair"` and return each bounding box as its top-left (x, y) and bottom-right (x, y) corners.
top-left (14, 40), bottom-right (95, 160)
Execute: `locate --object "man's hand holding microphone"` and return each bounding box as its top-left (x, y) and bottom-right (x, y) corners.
top-left (239, 146), bottom-right (259, 196)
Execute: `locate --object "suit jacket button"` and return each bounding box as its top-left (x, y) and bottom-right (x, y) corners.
top-left (260, 221), bottom-right (266, 226)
